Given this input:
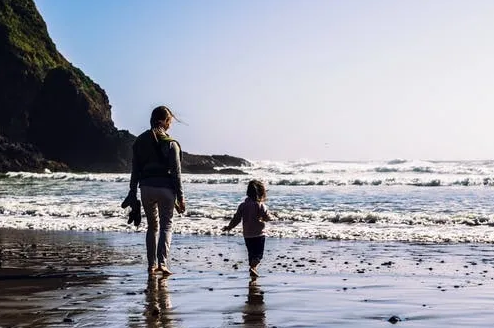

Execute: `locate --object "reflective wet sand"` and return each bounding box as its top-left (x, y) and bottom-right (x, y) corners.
top-left (1, 228), bottom-right (494, 327)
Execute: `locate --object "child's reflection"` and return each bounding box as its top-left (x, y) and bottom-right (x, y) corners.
top-left (243, 278), bottom-right (266, 327)
top-left (145, 275), bottom-right (173, 327)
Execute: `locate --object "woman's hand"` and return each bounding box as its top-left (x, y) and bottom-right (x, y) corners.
top-left (175, 199), bottom-right (186, 214)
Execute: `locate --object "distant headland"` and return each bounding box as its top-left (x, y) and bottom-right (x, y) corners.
top-left (0, 0), bottom-right (249, 174)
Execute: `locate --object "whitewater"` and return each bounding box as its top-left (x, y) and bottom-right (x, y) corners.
top-left (2, 159), bottom-right (494, 243)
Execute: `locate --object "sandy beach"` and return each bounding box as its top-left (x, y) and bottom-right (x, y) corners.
top-left (2, 228), bottom-right (494, 327)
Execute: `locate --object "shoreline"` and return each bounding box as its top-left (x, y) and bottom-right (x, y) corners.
top-left (1, 228), bottom-right (494, 327)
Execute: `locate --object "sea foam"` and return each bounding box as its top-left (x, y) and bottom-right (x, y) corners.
top-left (3, 160), bottom-right (494, 243)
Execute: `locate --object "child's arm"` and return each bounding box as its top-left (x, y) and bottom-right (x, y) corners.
top-left (222, 205), bottom-right (242, 231)
top-left (259, 203), bottom-right (272, 222)
top-left (222, 215), bottom-right (241, 231)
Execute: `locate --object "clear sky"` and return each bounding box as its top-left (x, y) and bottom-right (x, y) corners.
top-left (33, 0), bottom-right (494, 161)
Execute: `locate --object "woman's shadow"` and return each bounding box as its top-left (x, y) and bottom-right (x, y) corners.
top-left (144, 275), bottom-right (174, 327)
top-left (242, 277), bottom-right (266, 327)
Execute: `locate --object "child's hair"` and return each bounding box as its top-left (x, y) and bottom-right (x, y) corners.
top-left (246, 179), bottom-right (267, 202)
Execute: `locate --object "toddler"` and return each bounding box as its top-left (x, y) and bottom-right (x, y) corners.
top-left (223, 180), bottom-right (272, 277)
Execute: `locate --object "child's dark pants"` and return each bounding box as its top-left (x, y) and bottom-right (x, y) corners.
top-left (244, 236), bottom-right (265, 267)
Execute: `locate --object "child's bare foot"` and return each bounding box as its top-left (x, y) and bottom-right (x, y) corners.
top-left (158, 266), bottom-right (173, 276)
top-left (249, 267), bottom-right (259, 277)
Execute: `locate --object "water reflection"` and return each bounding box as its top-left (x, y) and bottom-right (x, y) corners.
top-left (144, 275), bottom-right (174, 328)
top-left (243, 278), bottom-right (266, 327)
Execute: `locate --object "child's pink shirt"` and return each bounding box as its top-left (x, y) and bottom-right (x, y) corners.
top-left (227, 197), bottom-right (271, 238)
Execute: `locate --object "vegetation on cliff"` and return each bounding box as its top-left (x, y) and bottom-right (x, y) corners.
top-left (0, 0), bottom-right (60, 76)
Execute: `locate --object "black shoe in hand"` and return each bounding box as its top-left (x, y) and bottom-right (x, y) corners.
top-left (121, 192), bottom-right (138, 209)
top-left (121, 192), bottom-right (141, 227)
top-left (128, 200), bottom-right (142, 227)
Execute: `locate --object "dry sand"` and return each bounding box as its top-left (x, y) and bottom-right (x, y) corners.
top-left (1, 228), bottom-right (494, 327)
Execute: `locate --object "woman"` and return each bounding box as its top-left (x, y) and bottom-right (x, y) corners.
top-left (125, 105), bottom-right (185, 275)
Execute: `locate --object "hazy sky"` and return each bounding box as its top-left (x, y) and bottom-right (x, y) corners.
top-left (33, 0), bottom-right (494, 161)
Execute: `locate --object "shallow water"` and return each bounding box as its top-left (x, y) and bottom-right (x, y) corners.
top-left (3, 159), bottom-right (494, 243)
top-left (3, 230), bottom-right (494, 327)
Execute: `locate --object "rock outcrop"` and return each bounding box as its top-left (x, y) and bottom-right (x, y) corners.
top-left (0, 135), bottom-right (69, 172)
top-left (181, 152), bottom-right (250, 174)
top-left (0, 0), bottom-right (250, 173)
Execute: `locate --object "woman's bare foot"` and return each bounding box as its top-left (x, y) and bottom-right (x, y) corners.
top-left (157, 266), bottom-right (173, 276)
top-left (148, 265), bottom-right (157, 275)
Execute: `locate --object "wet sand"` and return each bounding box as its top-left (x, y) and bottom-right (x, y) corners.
top-left (1, 228), bottom-right (494, 327)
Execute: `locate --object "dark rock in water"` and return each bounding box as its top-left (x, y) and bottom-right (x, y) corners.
top-left (0, 0), bottom-right (251, 174)
top-left (387, 315), bottom-right (402, 324)
top-left (217, 168), bottom-right (248, 175)
top-left (181, 152), bottom-right (251, 174)
top-left (211, 155), bottom-right (250, 167)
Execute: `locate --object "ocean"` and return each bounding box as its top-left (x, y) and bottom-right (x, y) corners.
top-left (2, 159), bottom-right (494, 243)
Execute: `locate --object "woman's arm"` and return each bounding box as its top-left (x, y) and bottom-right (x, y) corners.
top-left (169, 141), bottom-right (185, 213)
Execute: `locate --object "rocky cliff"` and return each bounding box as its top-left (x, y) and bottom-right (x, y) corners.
top-left (0, 0), bottom-right (250, 173)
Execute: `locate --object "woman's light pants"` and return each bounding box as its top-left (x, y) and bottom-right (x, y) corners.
top-left (140, 186), bottom-right (175, 268)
